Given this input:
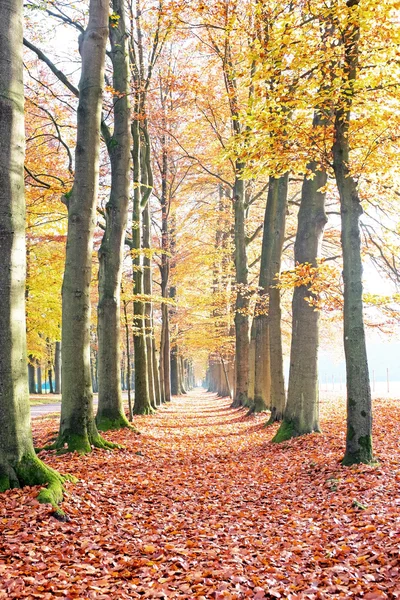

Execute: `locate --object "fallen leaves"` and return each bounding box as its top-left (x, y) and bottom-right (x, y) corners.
top-left (0, 391), bottom-right (400, 598)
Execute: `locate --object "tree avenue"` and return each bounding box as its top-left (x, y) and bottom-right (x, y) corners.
top-left (1, 0), bottom-right (399, 517)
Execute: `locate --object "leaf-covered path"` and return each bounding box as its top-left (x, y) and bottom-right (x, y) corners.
top-left (1, 390), bottom-right (400, 599)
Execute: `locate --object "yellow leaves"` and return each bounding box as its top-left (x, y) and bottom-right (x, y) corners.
top-left (277, 260), bottom-right (343, 313)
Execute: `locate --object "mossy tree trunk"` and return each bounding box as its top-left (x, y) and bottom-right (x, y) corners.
top-left (0, 0), bottom-right (66, 505)
top-left (57, 0), bottom-right (114, 453)
top-left (96, 0), bottom-right (132, 431)
top-left (273, 160), bottom-right (327, 442)
top-left (332, 0), bottom-right (373, 465)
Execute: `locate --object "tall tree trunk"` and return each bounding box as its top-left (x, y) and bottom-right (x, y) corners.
top-left (232, 169), bottom-right (249, 407)
top-left (48, 363), bottom-right (54, 394)
top-left (252, 177), bottom-right (287, 416)
top-left (131, 121), bottom-right (152, 414)
top-left (152, 341), bottom-right (161, 407)
top-left (267, 175), bottom-right (289, 423)
top-left (96, 0), bottom-right (132, 431)
top-left (37, 362), bottom-right (42, 395)
top-left (143, 202), bottom-right (156, 408)
top-left (28, 359), bottom-right (36, 394)
top-left (159, 140), bottom-right (171, 402)
top-left (57, 0), bottom-right (114, 453)
top-left (273, 163), bottom-right (327, 442)
top-left (170, 345), bottom-right (180, 396)
top-left (122, 299), bottom-right (133, 421)
top-left (332, 0), bottom-right (373, 465)
top-left (0, 0), bottom-right (65, 504)
top-left (54, 341), bottom-right (61, 394)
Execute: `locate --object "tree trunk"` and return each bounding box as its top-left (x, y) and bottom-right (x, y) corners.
top-left (152, 341), bottom-right (161, 407)
top-left (0, 0), bottom-right (65, 504)
top-left (267, 175), bottom-right (289, 423)
top-left (131, 119), bottom-right (152, 415)
top-left (273, 163), bottom-right (327, 442)
top-left (143, 202), bottom-right (156, 408)
top-left (332, 0), bottom-right (373, 465)
top-left (57, 0), bottom-right (114, 453)
top-left (253, 177), bottom-right (287, 417)
top-left (36, 362), bottom-right (43, 395)
top-left (96, 0), bottom-right (132, 431)
top-left (122, 299), bottom-right (133, 421)
top-left (54, 341), bottom-right (61, 394)
top-left (28, 359), bottom-right (36, 394)
top-left (171, 344), bottom-right (180, 396)
top-left (180, 356), bottom-right (187, 394)
top-left (232, 170), bottom-right (249, 407)
top-left (48, 364), bottom-right (54, 394)
top-left (160, 140), bottom-right (171, 402)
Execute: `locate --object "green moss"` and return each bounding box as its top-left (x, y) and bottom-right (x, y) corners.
top-left (253, 397), bottom-right (268, 414)
top-left (342, 435), bottom-right (375, 466)
top-left (347, 425), bottom-right (356, 442)
top-left (96, 413), bottom-right (137, 432)
top-left (272, 420), bottom-right (295, 443)
top-left (0, 474), bottom-right (11, 493)
top-left (132, 405), bottom-right (156, 416)
top-left (17, 455), bottom-right (66, 507)
top-left (348, 398), bottom-right (356, 408)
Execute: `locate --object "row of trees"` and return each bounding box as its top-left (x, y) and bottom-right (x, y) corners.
top-left (0, 0), bottom-right (399, 504)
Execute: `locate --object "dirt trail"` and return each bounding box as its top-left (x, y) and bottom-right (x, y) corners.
top-left (1, 389), bottom-right (399, 599)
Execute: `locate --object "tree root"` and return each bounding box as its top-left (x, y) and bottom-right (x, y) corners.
top-left (49, 431), bottom-right (122, 454)
top-left (96, 412), bottom-right (139, 433)
top-left (132, 405), bottom-right (156, 416)
top-left (0, 453), bottom-right (76, 508)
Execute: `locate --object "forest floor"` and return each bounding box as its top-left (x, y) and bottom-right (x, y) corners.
top-left (1, 390), bottom-right (399, 599)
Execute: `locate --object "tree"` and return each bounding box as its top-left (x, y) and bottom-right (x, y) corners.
top-left (56, 0), bottom-right (115, 452)
top-left (96, 0), bottom-right (134, 431)
top-left (0, 0), bottom-right (66, 506)
top-left (332, 0), bottom-right (373, 465)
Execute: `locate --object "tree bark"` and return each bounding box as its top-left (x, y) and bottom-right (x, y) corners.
top-left (143, 202), bottom-right (156, 408)
top-left (159, 137), bottom-right (171, 402)
top-left (232, 170), bottom-right (249, 407)
top-left (36, 362), bottom-right (43, 395)
top-left (252, 177), bottom-right (287, 417)
top-left (267, 175), bottom-right (289, 423)
top-left (48, 363), bottom-right (54, 394)
top-left (54, 341), bottom-right (61, 394)
top-left (96, 0), bottom-right (133, 431)
top-left (57, 0), bottom-right (114, 452)
top-left (0, 0), bottom-right (66, 504)
top-left (273, 163), bottom-right (327, 442)
top-left (131, 121), bottom-right (152, 414)
top-left (28, 360), bottom-right (36, 394)
top-left (332, 0), bottom-right (373, 465)
top-left (122, 299), bottom-right (133, 421)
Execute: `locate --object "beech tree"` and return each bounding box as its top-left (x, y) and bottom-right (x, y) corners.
top-left (96, 0), bottom-right (134, 431)
top-left (56, 0), bottom-right (114, 452)
top-left (0, 0), bottom-right (66, 504)
top-left (332, 0), bottom-right (373, 465)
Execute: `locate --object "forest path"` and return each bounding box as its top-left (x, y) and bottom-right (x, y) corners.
top-left (2, 390), bottom-right (400, 599)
